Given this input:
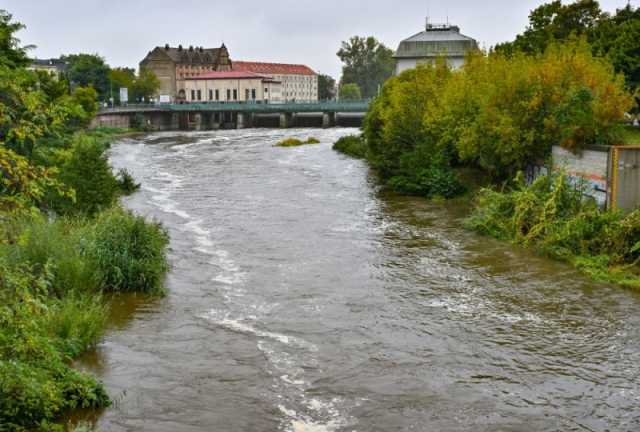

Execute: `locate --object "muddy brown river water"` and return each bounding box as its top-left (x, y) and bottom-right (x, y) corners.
top-left (78, 128), bottom-right (640, 431)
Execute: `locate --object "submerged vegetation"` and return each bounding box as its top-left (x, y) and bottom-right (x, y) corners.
top-left (332, 135), bottom-right (367, 159)
top-left (0, 9), bottom-right (169, 429)
top-left (467, 172), bottom-right (640, 288)
top-left (275, 137), bottom-right (321, 147)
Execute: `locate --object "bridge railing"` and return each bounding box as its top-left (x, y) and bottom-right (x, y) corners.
top-left (98, 99), bottom-right (371, 114)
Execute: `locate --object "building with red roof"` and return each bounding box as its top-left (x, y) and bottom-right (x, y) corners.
top-left (180, 69), bottom-right (282, 103)
top-left (233, 61), bottom-right (318, 102)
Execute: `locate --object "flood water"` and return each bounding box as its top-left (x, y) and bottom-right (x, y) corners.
top-left (84, 128), bottom-right (640, 431)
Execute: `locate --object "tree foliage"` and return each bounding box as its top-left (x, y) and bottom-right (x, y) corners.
top-left (318, 74), bottom-right (336, 100)
top-left (339, 83), bottom-right (362, 100)
top-left (0, 9), bottom-right (30, 69)
top-left (62, 53), bottom-right (111, 99)
top-left (337, 36), bottom-right (394, 98)
top-left (364, 41), bottom-right (632, 184)
top-left (496, 1), bottom-right (640, 96)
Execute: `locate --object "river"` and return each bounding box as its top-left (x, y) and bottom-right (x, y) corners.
top-left (81, 128), bottom-right (640, 431)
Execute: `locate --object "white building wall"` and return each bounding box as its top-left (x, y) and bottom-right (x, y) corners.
top-left (181, 78), bottom-right (282, 102)
top-left (395, 57), bottom-right (465, 75)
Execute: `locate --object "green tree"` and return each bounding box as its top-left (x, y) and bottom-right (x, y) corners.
top-left (109, 67), bottom-right (135, 103)
top-left (337, 36), bottom-right (394, 98)
top-left (0, 9), bottom-right (30, 69)
top-left (63, 53), bottom-right (111, 99)
top-left (131, 67), bottom-right (160, 102)
top-left (495, 0), bottom-right (602, 55)
top-left (318, 74), bottom-right (336, 100)
top-left (339, 83), bottom-right (362, 100)
top-left (56, 135), bottom-right (119, 215)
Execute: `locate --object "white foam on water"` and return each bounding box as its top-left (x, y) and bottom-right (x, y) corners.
top-left (203, 312), bottom-right (317, 351)
top-left (278, 403), bottom-right (348, 432)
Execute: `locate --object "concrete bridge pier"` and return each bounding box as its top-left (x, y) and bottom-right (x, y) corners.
top-left (322, 112), bottom-right (336, 128)
top-left (279, 112), bottom-right (295, 128)
top-left (237, 112), bottom-right (254, 129)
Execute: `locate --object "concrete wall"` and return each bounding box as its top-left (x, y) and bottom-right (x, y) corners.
top-left (552, 145), bottom-right (610, 207)
top-left (91, 114), bottom-right (131, 129)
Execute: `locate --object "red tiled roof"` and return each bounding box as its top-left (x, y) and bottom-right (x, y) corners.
top-left (186, 70), bottom-right (270, 80)
top-left (233, 61), bottom-right (316, 76)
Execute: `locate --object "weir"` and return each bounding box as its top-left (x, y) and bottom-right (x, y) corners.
top-left (91, 100), bottom-right (369, 131)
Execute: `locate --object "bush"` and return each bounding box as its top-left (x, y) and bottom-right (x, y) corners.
top-left (274, 137), bottom-right (321, 147)
top-left (86, 207), bottom-right (169, 295)
top-left (388, 165), bottom-right (465, 199)
top-left (466, 172), bottom-right (640, 287)
top-left (53, 134), bottom-right (119, 215)
top-left (332, 135), bottom-right (367, 158)
top-left (0, 262), bottom-right (110, 430)
top-left (116, 168), bottom-right (141, 195)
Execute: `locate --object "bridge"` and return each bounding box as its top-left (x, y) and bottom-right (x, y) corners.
top-left (93, 100), bottom-right (371, 130)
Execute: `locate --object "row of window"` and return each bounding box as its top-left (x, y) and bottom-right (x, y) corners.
top-left (189, 88), bottom-right (263, 101)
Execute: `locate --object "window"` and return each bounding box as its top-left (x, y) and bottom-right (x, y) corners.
top-left (251, 89), bottom-right (256, 100)
top-left (245, 89), bottom-right (250, 100)
top-left (191, 90), bottom-right (195, 100)
top-left (215, 89), bottom-right (220, 101)
top-left (233, 89), bottom-right (237, 100)
top-left (264, 87), bottom-right (268, 93)
top-left (226, 89), bottom-right (231, 100)
top-left (209, 89), bottom-right (213, 100)
top-left (197, 90), bottom-right (202, 101)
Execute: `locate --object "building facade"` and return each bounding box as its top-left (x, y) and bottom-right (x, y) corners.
top-left (180, 71), bottom-right (282, 103)
top-left (232, 61), bottom-right (318, 102)
top-left (394, 22), bottom-right (478, 75)
top-left (139, 44), bottom-right (232, 101)
top-left (27, 58), bottom-right (67, 79)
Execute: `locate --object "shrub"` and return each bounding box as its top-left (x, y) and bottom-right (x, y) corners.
top-left (274, 137), bottom-right (321, 147)
top-left (1, 215), bottom-right (100, 297)
top-left (54, 134), bottom-right (119, 215)
top-left (116, 168), bottom-right (141, 195)
top-left (388, 165), bottom-right (465, 199)
top-left (332, 135), bottom-right (367, 158)
top-left (0, 262), bottom-right (110, 430)
top-left (86, 207), bottom-right (169, 295)
top-left (466, 172), bottom-right (640, 287)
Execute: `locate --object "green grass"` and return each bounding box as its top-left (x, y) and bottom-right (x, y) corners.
top-left (0, 207), bottom-right (170, 428)
top-left (274, 137), bottom-right (321, 147)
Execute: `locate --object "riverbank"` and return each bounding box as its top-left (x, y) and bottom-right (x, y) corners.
top-left (0, 125), bottom-right (170, 430)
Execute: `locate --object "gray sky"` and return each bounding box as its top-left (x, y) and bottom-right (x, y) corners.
top-left (4, 0), bottom-right (634, 78)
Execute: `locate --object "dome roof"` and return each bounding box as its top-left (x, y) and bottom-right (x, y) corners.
top-left (394, 24), bottom-right (478, 59)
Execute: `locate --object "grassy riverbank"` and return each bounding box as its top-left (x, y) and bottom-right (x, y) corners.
top-left (0, 19), bottom-right (169, 426)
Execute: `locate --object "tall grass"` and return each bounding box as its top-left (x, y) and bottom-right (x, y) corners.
top-left (87, 207), bottom-right (169, 295)
top-left (466, 172), bottom-right (640, 287)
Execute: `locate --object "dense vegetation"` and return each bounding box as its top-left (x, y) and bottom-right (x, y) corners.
top-left (359, 40), bottom-right (631, 197)
top-left (337, 1), bottom-right (640, 287)
top-left (0, 10), bottom-right (169, 430)
top-left (467, 172), bottom-right (640, 287)
top-left (274, 137), bottom-right (320, 147)
top-left (496, 1), bottom-right (640, 99)
top-left (332, 135), bottom-right (367, 159)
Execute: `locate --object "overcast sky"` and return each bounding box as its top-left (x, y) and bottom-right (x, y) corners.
top-left (4, 0), bottom-right (635, 78)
